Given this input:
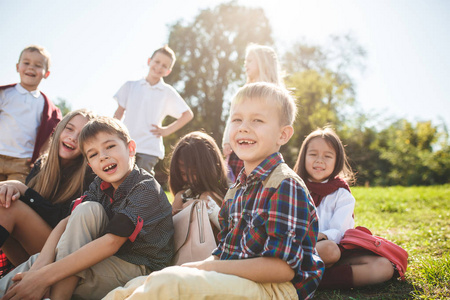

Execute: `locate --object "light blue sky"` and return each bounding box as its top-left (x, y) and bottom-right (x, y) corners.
top-left (1, 0), bottom-right (449, 131)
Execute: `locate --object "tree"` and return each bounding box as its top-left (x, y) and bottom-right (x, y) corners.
top-left (165, 2), bottom-right (273, 145)
top-left (54, 97), bottom-right (71, 116)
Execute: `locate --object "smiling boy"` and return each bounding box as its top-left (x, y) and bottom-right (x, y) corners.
top-left (105, 83), bottom-right (324, 300)
top-left (0, 45), bottom-right (61, 182)
top-left (113, 45), bottom-right (193, 174)
top-left (0, 117), bottom-right (174, 300)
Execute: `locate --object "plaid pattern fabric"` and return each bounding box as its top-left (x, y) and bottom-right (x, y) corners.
top-left (213, 153), bottom-right (324, 299)
top-left (0, 250), bottom-right (14, 278)
top-left (227, 152), bottom-right (244, 180)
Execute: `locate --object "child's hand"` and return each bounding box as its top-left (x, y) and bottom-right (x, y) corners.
top-left (150, 124), bottom-right (169, 137)
top-left (181, 260), bottom-right (215, 272)
top-left (3, 270), bottom-right (50, 300)
top-left (0, 184), bottom-right (21, 208)
top-left (318, 233), bottom-right (328, 241)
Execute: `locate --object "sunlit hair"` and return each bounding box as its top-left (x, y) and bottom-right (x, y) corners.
top-left (168, 131), bottom-right (229, 206)
top-left (151, 44), bottom-right (176, 69)
top-left (18, 45), bottom-right (51, 71)
top-left (293, 127), bottom-right (355, 184)
top-left (27, 109), bottom-right (96, 204)
top-left (245, 43), bottom-right (284, 86)
top-left (79, 116), bottom-right (132, 157)
top-left (230, 82), bottom-right (297, 126)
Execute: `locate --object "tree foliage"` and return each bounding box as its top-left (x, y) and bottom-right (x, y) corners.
top-left (55, 97), bottom-right (72, 116)
top-left (165, 2), bottom-right (273, 144)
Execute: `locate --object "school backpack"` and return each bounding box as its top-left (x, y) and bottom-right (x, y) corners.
top-left (339, 226), bottom-right (409, 280)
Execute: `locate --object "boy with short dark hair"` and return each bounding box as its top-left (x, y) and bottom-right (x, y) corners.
top-left (113, 45), bottom-right (193, 174)
top-left (0, 117), bottom-right (174, 300)
top-left (105, 82), bottom-right (324, 300)
top-left (0, 45), bottom-right (62, 182)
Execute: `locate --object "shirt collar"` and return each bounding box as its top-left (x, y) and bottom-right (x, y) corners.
top-left (139, 78), bottom-right (164, 90)
top-left (16, 83), bottom-right (41, 98)
top-left (235, 152), bottom-right (284, 186)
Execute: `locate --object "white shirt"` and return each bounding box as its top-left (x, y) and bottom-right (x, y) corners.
top-left (316, 187), bottom-right (355, 244)
top-left (0, 84), bottom-right (44, 158)
top-left (114, 78), bottom-right (190, 159)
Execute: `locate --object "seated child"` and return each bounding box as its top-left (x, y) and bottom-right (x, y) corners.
top-left (294, 127), bottom-right (394, 289)
top-left (0, 45), bottom-right (62, 182)
top-left (104, 82), bottom-right (324, 300)
top-left (0, 116), bottom-right (174, 299)
top-left (169, 131), bottom-right (229, 232)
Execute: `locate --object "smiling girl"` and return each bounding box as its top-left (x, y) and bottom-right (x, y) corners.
top-left (0, 109), bottom-right (96, 272)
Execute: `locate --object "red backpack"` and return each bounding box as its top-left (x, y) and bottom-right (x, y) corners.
top-left (339, 226), bottom-right (408, 280)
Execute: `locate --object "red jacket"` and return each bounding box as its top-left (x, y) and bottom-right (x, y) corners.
top-left (0, 84), bottom-right (62, 163)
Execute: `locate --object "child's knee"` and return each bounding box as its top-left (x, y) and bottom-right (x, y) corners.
top-left (374, 256), bottom-right (395, 280)
top-left (317, 240), bottom-right (341, 265)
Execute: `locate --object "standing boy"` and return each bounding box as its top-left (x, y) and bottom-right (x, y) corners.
top-left (113, 45), bottom-right (193, 174)
top-left (0, 45), bottom-right (62, 182)
top-left (105, 83), bottom-right (324, 300)
top-left (0, 117), bottom-right (174, 300)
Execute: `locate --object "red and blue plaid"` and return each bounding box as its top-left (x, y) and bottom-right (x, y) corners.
top-left (213, 152), bottom-right (324, 299)
top-left (0, 250), bottom-right (13, 278)
top-left (227, 152), bottom-right (244, 180)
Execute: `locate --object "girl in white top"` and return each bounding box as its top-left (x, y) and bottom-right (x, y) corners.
top-left (294, 127), bottom-right (394, 289)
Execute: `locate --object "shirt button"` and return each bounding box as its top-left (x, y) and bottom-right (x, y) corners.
top-left (30, 198), bottom-right (34, 203)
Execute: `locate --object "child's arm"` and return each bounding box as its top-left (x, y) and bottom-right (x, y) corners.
top-left (3, 233), bottom-right (127, 300)
top-left (183, 256), bottom-right (294, 283)
top-left (150, 109), bottom-right (193, 138)
top-left (113, 105), bottom-right (126, 120)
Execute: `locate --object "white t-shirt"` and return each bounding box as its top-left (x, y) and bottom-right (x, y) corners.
top-left (0, 84), bottom-right (44, 158)
top-left (316, 187), bottom-right (355, 244)
top-left (114, 78), bottom-right (190, 159)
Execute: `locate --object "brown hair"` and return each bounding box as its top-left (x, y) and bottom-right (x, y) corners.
top-left (79, 116), bottom-right (132, 157)
top-left (18, 45), bottom-right (51, 71)
top-left (151, 45), bottom-right (176, 69)
top-left (293, 127), bottom-right (355, 184)
top-left (231, 82), bottom-right (297, 126)
top-left (28, 109), bottom-right (96, 204)
top-left (168, 131), bottom-right (229, 205)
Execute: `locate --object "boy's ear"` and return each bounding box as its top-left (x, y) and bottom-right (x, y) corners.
top-left (164, 68), bottom-right (172, 77)
top-left (147, 57), bottom-right (151, 66)
top-left (128, 140), bottom-right (137, 157)
top-left (277, 125), bottom-right (294, 146)
top-left (44, 70), bottom-right (50, 79)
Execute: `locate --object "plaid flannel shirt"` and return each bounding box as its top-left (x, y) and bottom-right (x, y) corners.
top-left (212, 152), bottom-right (324, 299)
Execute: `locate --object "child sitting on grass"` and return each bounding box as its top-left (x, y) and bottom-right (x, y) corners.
top-left (105, 82), bottom-right (324, 300)
top-left (294, 127), bottom-right (394, 289)
top-left (0, 116), bottom-right (174, 299)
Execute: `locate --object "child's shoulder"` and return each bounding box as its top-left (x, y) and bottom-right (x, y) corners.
top-left (263, 163), bottom-right (305, 190)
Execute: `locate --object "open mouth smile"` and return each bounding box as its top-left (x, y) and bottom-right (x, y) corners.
top-left (103, 164), bottom-right (117, 172)
top-left (62, 142), bottom-right (75, 150)
top-left (238, 139), bottom-right (256, 145)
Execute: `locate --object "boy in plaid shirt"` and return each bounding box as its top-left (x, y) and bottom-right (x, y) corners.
top-left (105, 83), bottom-right (324, 300)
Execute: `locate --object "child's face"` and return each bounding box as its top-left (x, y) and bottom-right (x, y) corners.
top-left (16, 50), bottom-right (49, 92)
top-left (147, 52), bottom-right (173, 80)
top-left (229, 98), bottom-right (292, 174)
top-left (244, 52), bottom-right (259, 83)
top-left (178, 159), bottom-right (196, 185)
top-left (84, 132), bottom-right (136, 190)
top-left (305, 137), bottom-right (336, 183)
top-left (58, 115), bottom-right (89, 166)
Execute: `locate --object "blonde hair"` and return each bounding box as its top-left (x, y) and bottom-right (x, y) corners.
top-left (231, 82), bottom-right (297, 126)
top-left (28, 109), bottom-right (96, 204)
top-left (19, 45), bottom-right (51, 71)
top-left (151, 45), bottom-right (176, 69)
top-left (245, 44), bottom-right (283, 86)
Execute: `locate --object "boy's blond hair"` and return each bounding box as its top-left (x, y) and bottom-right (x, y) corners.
top-left (79, 116), bottom-right (132, 157)
top-left (231, 82), bottom-right (297, 126)
top-left (18, 45), bottom-right (51, 71)
top-left (151, 45), bottom-right (176, 69)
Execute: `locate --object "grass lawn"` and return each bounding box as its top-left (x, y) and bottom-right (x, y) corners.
top-left (314, 184), bottom-right (450, 299)
top-left (166, 185), bottom-right (449, 299)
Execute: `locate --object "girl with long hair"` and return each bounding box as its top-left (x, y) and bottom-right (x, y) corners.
top-left (0, 109), bottom-right (96, 271)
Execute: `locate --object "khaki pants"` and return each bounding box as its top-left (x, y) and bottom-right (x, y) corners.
top-left (0, 202), bottom-right (149, 300)
top-left (0, 154), bottom-right (31, 182)
top-left (103, 266), bottom-right (298, 300)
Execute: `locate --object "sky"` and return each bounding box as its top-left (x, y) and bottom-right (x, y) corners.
top-left (1, 0), bottom-right (449, 131)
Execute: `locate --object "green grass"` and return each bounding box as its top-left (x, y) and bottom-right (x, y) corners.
top-left (314, 184), bottom-right (450, 299)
